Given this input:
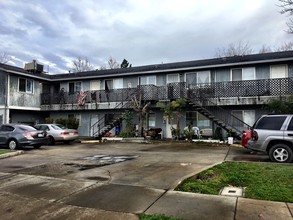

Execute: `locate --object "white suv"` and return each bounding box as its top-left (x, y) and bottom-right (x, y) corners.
top-left (247, 114), bottom-right (293, 163)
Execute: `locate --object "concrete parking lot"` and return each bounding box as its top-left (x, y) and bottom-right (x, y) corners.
top-left (0, 141), bottom-right (291, 220)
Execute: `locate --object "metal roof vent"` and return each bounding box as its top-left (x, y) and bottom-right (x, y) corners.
top-left (24, 60), bottom-right (43, 73)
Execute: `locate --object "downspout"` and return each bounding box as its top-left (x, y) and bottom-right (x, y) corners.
top-left (4, 74), bottom-right (9, 123)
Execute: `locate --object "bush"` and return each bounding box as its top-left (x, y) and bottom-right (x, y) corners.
top-left (46, 117), bottom-right (79, 129)
top-left (45, 117), bottom-right (54, 124)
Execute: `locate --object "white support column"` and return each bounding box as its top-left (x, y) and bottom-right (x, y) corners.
top-left (4, 74), bottom-right (10, 123)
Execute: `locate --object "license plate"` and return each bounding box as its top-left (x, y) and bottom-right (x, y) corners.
top-left (38, 134), bottom-right (44, 137)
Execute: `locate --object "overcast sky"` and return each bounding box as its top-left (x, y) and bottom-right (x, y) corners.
top-left (0, 0), bottom-right (292, 74)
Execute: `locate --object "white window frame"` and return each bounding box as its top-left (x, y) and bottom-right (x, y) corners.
top-left (139, 75), bottom-right (156, 85)
top-left (167, 73), bottom-right (180, 84)
top-left (230, 67), bottom-right (255, 81)
top-left (270, 64), bottom-right (288, 79)
top-left (18, 77), bottom-right (34, 94)
top-left (232, 110), bottom-right (255, 127)
top-left (148, 113), bottom-right (156, 128)
top-left (69, 81), bottom-right (82, 93)
top-left (113, 78), bottom-right (123, 89)
top-left (185, 71), bottom-right (211, 85)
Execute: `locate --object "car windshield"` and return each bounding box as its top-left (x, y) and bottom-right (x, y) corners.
top-left (52, 124), bottom-right (67, 130)
top-left (17, 125), bottom-right (36, 131)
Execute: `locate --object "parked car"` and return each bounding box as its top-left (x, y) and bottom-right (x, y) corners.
top-left (0, 124), bottom-right (48, 150)
top-left (34, 124), bottom-right (79, 145)
top-left (247, 114), bottom-right (293, 163)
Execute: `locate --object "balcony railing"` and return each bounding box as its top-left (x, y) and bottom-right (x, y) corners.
top-left (40, 77), bottom-right (293, 105)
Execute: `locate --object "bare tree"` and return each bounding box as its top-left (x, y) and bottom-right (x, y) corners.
top-left (215, 41), bottom-right (253, 57)
top-left (259, 44), bottom-right (272, 53)
top-left (71, 57), bottom-right (94, 73)
top-left (278, 0), bottom-right (293, 33)
top-left (107, 56), bottom-right (120, 69)
top-left (98, 65), bottom-right (107, 70)
top-left (276, 41), bottom-right (293, 51)
top-left (0, 51), bottom-right (10, 64)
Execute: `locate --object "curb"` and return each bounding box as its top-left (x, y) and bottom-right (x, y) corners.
top-left (0, 150), bottom-right (24, 159)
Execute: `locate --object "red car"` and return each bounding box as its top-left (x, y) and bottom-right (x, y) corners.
top-left (241, 130), bottom-right (251, 148)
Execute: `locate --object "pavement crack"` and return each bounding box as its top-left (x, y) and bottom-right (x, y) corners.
top-left (286, 202), bottom-right (293, 218)
top-left (234, 197), bottom-right (238, 220)
top-left (142, 190), bottom-right (168, 213)
top-left (224, 147), bottom-right (231, 161)
top-left (99, 168), bottom-right (112, 184)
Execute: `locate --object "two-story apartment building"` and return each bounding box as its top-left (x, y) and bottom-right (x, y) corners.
top-left (1, 51), bottom-right (293, 139)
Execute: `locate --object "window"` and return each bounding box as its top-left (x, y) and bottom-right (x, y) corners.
top-left (231, 67), bottom-right (255, 81)
top-left (105, 79), bottom-right (123, 90)
top-left (186, 111), bottom-right (197, 126)
top-left (287, 118), bottom-right (293, 131)
top-left (167, 74), bottom-right (180, 84)
top-left (140, 75), bottom-right (156, 85)
top-left (255, 116), bottom-right (286, 130)
top-left (19, 78), bottom-right (33, 93)
top-left (105, 80), bottom-right (113, 90)
top-left (231, 69), bottom-right (242, 81)
top-left (232, 110), bottom-right (255, 128)
top-left (113, 78), bottom-right (123, 89)
top-left (0, 125), bottom-right (14, 132)
top-left (270, 65), bottom-right (287, 79)
top-left (148, 113), bottom-right (156, 127)
top-left (185, 71), bottom-right (210, 85)
top-left (185, 111), bottom-right (210, 127)
top-left (69, 82), bottom-right (82, 93)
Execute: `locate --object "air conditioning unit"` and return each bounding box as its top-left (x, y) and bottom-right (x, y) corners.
top-left (24, 60), bottom-right (43, 73)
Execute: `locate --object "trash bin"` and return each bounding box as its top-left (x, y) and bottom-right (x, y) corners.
top-left (228, 137), bottom-right (233, 145)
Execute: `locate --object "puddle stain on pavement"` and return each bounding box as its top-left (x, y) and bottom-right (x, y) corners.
top-left (11, 154), bottom-right (138, 180)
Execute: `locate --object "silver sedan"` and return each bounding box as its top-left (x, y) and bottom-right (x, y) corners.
top-left (34, 124), bottom-right (79, 145)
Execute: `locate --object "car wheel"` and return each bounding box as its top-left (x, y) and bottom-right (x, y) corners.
top-left (269, 143), bottom-right (293, 163)
top-left (33, 145), bottom-right (42, 149)
top-left (8, 139), bottom-right (18, 150)
top-left (47, 136), bottom-right (55, 145)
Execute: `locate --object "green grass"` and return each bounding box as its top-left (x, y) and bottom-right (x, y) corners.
top-left (176, 162), bottom-right (293, 203)
top-left (0, 149), bottom-right (13, 155)
top-left (140, 214), bottom-right (183, 220)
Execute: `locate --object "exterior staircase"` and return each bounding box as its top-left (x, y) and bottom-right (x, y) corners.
top-left (90, 89), bottom-right (138, 138)
top-left (189, 98), bottom-right (251, 139)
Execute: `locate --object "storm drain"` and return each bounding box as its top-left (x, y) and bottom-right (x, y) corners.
top-left (220, 187), bottom-right (244, 197)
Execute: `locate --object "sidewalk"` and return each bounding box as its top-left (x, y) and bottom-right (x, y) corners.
top-left (145, 191), bottom-right (293, 220)
top-left (0, 172), bottom-right (291, 220)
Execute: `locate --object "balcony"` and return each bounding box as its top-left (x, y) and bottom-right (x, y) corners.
top-left (40, 78), bottom-right (293, 111)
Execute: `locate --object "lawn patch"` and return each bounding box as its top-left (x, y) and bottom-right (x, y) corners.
top-left (176, 162), bottom-right (293, 203)
top-left (0, 149), bottom-right (13, 155)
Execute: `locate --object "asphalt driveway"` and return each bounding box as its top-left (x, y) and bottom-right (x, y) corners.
top-left (0, 141), bottom-right (289, 220)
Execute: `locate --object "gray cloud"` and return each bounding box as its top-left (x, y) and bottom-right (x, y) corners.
top-left (0, 0), bottom-right (292, 74)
